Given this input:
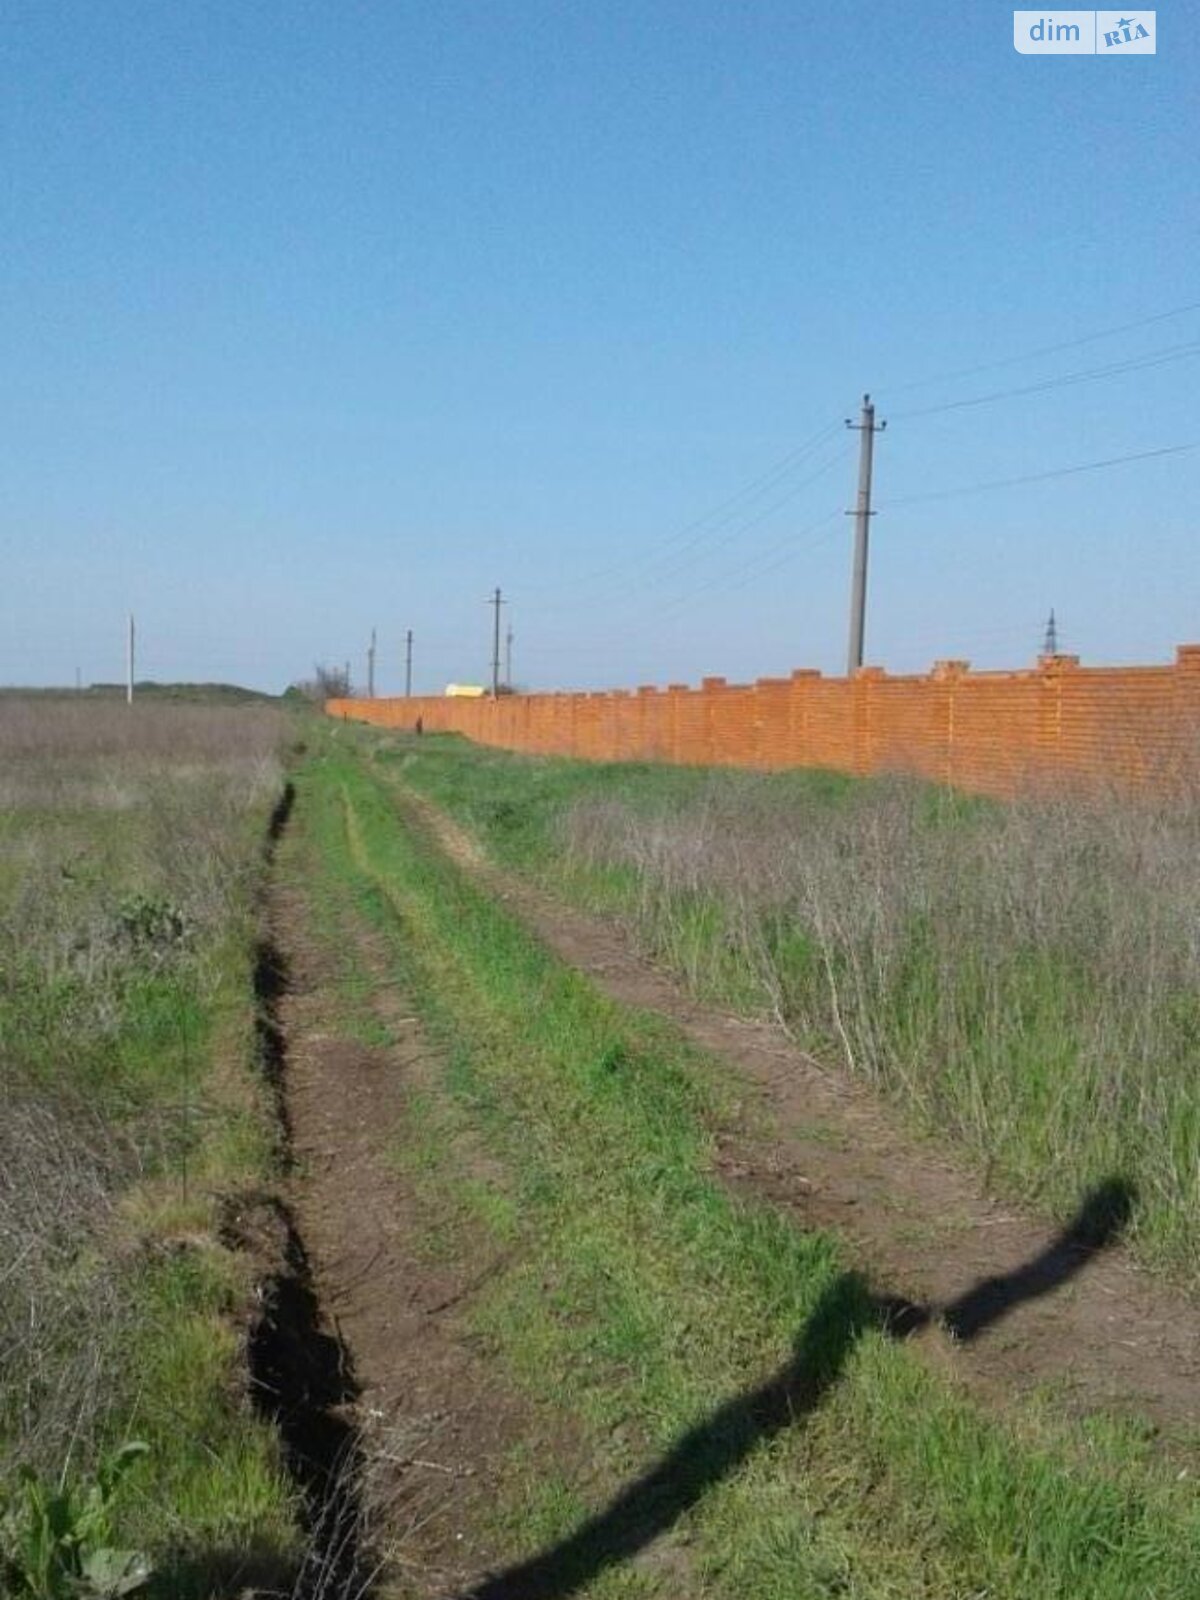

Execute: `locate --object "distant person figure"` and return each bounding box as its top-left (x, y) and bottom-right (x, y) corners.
top-left (415, 716), bottom-right (424, 736)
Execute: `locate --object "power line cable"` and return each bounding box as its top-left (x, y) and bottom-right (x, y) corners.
top-left (522, 427), bottom-right (1195, 642)
top-left (518, 416), bottom-right (844, 596)
top-left (708, 511), bottom-right (846, 604)
top-left (498, 301), bottom-right (1200, 619)
top-left (650, 506), bottom-right (846, 624)
top-left (890, 339), bottom-right (1200, 421)
top-left (883, 440), bottom-right (1199, 509)
top-left (876, 297), bottom-right (1200, 401)
top-left (527, 500), bottom-right (845, 641)
top-left (512, 304), bottom-right (1200, 638)
top-left (611, 432), bottom-right (844, 595)
top-left (599, 438), bottom-right (855, 608)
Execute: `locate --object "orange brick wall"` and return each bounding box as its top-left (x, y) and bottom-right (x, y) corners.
top-left (327, 645), bottom-right (1200, 798)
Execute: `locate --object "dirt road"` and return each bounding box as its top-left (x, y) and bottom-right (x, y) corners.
top-left (250, 760), bottom-right (1200, 1597)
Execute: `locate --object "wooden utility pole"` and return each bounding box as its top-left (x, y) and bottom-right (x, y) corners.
top-left (846, 394), bottom-right (886, 675)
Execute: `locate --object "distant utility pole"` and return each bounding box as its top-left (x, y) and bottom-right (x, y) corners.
top-left (126, 614), bottom-right (135, 706)
top-left (505, 622), bottom-right (514, 690)
top-left (1043, 608), bottom-right (1059, 656)
top-left (367, 627), bottom-right (377, 698)
top-left (405, 628), bottom-right (413, 697)
top-left (845, 394), bottom-right (887, 675)
top-left (490, 587), bottom-right (504, 698)
top-left (344, 660), bottom-right (351, 695)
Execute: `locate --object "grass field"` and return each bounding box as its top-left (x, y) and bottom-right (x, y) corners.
top-left (0, 698), bottom-right (299, 1598)
top-left (289, 731), bottom-right (1200, 1597)
top-left (9, 696), bottom-right (1198, 1598)
top-left (359, 731), bottom-right (1200, 1285)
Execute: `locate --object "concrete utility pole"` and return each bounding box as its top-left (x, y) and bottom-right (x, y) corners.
top-left (490, 587), bottom-right (504, 698)
top-left (367, 628), bottom-right (377, 698)
top-left (505, 622), bottom-right (513, 690)
top-left (405, 628), bottom-right (413, 697)
top-left (845, 394), bottom-right (886, 675)
top-left (126, 614), bottom-right (135, 706)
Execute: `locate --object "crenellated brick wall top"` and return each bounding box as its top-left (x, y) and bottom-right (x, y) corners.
top-left (327, 645), bottom-right (1200, 798)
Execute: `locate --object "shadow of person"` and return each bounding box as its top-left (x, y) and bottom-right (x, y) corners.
top-left (464, 1274), bottom-right (870, 1599)
top-left (460, 1177), bottom-right (1136, 1600)
top-left (940, 1175), bottom-right (1136, 1341)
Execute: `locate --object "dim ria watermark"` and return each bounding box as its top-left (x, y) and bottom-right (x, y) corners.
top-left (1014, 11), bottom-right (1156, 52)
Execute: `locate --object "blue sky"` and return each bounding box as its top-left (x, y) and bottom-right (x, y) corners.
top-left (2, 2), bottom-right (1195, 693)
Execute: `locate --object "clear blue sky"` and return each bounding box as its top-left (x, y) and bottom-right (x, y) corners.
top-left (2, 2), bottom-right (1195, 693)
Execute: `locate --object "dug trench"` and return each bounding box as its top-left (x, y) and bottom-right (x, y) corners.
top-left (229, 777), bottom-right (600, 1598)
top-left (219, 775), bottom-right (370, 1598)
top-left (220, 1190), bottom-right (365, 1600)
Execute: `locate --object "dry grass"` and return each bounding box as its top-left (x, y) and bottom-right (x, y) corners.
top-left (562, 771), bottom-right (1200, 1278)
top-left (0, 1079), bottom-right (137, 1477)
top-left (0, 695), bottom-right (297, 1578)
top-left (0, 700), bottom-right (283, 989)
top-left (0, 696), bottom-right (281, 761)
top-left (0, 698), bottom-right (282, 810)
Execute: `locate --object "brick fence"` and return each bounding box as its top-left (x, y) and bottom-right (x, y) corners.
top-left (327, 645), bottom-right (1200, 798)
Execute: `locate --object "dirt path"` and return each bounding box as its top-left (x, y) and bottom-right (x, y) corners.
top-left (398, 783), bottom-right (1200, 1449)
top-left (266, 866), bottom-right (589, 1599)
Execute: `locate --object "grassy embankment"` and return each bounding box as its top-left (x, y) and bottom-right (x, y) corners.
top-left (292, 732), bottom-right (1200, 1598)
top-left (360, 730), bottom-right (1200, 1286)
top-left (0, 699), bottom-right (300, 1597)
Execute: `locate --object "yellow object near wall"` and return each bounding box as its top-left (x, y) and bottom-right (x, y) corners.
top-left (327, 645), bottom-right (1200, 799)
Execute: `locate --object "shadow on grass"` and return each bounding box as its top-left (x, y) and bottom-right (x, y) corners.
top-left (463, 1177), bottom-right (1136, 1600)
top-left (147, 1541), bottom-right (300, 1600)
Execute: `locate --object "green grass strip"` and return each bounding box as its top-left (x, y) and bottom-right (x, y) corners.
top-left (293, 744), bottom-right (1200, 1600)
top-left (354, 730), bottom-right (1200, 1283)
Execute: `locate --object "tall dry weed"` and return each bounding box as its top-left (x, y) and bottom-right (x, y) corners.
top-left (0, 697), bottom-right (286, 1479)
top-left (0, 1077), bottom-right (135, 1475)
top-left (563, 772), bottom-right (1200, 1275)
top-left (0, 698), bottom-right (281, 810)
